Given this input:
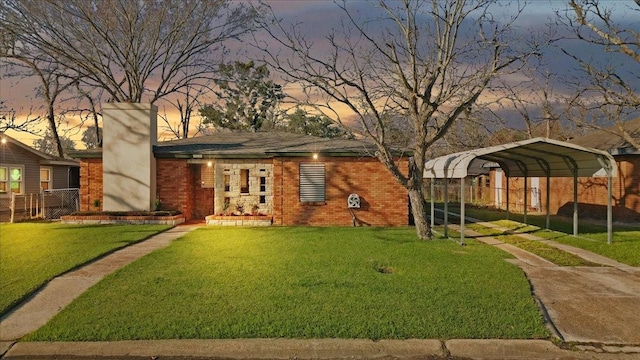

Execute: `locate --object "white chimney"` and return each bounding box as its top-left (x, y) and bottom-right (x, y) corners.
top-left (102, 103), bottom-right (157, 211)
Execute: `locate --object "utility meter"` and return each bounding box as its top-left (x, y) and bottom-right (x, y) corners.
top-left (347, 193), bottom-right (361, 209)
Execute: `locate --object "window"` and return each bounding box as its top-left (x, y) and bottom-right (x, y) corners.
top-left (259, 176), bottom-right (266, 192)
top-left (0, 167), bottom-right (6, 193)
top-left (299, 163), bottom-right (325, 202)
top-left (40, 167), bottom-right (52, 191)
top-left (0, 166), bottom-right (24, 194)
top-left (201, 164), bottom-right (214, 188)
top-left (240, 169), bottom-right (249, 194)
top-left (259, 195), bottom-right (266, 204)
top-left (224, 174), bottom-right (231, 192)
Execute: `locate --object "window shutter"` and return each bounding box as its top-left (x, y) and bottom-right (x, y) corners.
top-left (299, 163), bottom-right (325, 202)
top-left (201, 165), bottom-right (214, 188)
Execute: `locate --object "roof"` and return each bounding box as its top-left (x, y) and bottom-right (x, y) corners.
top-left (568, 118), bottom-right (640, 155)
top-left (424, 137), bottom-right (617, 179)
top-left (0, 133), bottom-right (79, 166)
top-left (70, 132), bottom-right (383, 159)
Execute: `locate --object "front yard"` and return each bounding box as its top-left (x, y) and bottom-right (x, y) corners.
top-left (439, 204), bottom-right (640, 266)
top-left (0, 222), bottom-right (171, 315)
top-left (26, 227), bottom-right (549, 341)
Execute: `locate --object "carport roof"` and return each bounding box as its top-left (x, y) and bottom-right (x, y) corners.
top-left (424, 137), bottom-right (617, 179)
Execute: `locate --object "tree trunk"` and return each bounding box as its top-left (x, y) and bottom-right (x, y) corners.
top-left (409, 186), bottom-right (432, 240)
top-left (47, 108), bottom-right (64, 157)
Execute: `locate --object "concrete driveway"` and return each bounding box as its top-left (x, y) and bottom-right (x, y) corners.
top-left (521, 265), bottom-right (640, 344)
top-left (464, 222), bottom-right (640, 345)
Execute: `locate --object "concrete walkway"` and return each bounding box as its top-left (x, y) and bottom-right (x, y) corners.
top-left (0, 225), bottom-right (200, 341)
top-left (448, 219), bottom-right (640, 345)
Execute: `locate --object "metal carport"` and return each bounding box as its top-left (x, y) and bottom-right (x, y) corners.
top-left (423, 137), bottom-right (618, 244)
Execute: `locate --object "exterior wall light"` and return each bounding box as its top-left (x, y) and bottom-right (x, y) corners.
top-left (312, 153), bottom-right (318, 160)
top-left (207, 161), bottom-right (213, 167)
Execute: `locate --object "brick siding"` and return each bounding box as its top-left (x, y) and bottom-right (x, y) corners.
top-left (273, 156), bottom-right (409, 226)
top-left (79, 155), bottom-right (409, 226)
top-left (79, 159), bottom-right (103, 211)
top-left (490, 155), bottom-right (639, 221)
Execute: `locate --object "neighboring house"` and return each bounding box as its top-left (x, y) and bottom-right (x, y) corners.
top-left (489, 119), bottom-right (640, 221)
top-left (70, 103), bottom-right (409, 226)
top-left (0, 134), bottom-right (80, 220)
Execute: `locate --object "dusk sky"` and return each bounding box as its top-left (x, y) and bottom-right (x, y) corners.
top-left (1, 0), bottom-right (638, 147)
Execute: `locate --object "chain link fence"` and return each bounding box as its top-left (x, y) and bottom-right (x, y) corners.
top-left (1, 189), bottom-right (79, 222)
top-left (42, 188), bottom-right (80, 219)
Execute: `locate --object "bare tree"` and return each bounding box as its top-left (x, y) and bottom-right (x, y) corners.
top-left (0, 52), bottom-right (77, 156)
top-left (560, 0), bottom-right (640, 150)
top-left (496, 68), bottom-right (569, 140)
top-left (1, 0), bottom-right (258, 104)
top-left (158, 80), bottom-right (214, 139)
top-left (0, 101), bottom-right (42, 136)
top-left (256, 0), bottom-right (537, 239)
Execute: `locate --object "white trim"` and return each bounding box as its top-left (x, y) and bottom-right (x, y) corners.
top-left (0, 164), bottom-right (25, 195)
top-left (40, 166), bottom-right (53, 192)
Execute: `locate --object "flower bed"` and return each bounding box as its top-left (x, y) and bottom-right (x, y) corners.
top-left (205, 214), bottom-right (272, 226)
top-left (61, 211), bottom-right (185, 225)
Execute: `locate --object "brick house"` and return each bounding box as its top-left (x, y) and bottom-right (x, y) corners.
top-left (70, 103), bottom-right (409, 226)
top-left (489, 119), bottom-right (640, 221)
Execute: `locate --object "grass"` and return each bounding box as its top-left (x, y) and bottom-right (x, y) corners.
top-left (26, 227), bottom-right (549, 341)
top-left (0, 222), bottom-right (171, 315)
top-left (464, 223), bottom-right (599, 267)
top-left (437, 204), bottom-right (640, 267)
top-left (532, 230), bottom-right (640, 266)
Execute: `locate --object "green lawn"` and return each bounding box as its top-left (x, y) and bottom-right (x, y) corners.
top-left (532, 230), bottom-right (640, 266)
top-left (27, 227), bottom-right (549, 341)
top-left (0, 223), bottom-right (171, 315)
top-left (465, 222), bottom-right (599, 267)
top-left (438, 204), bottom-right (640, 267)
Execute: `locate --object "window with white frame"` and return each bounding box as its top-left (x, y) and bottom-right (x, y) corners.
top-left (0, 166), bottom-right (24, 194)
top-left (299, 163), bottom-right (325, 202)
top-left (0, 167), bottom-right (6, 194)
top-left (40, 167), bottom-right (52, 191)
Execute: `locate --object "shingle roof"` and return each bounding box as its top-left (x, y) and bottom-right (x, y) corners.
top-left (70, 132), bottom-right (383, 159)
top-left (154, 132), bottom-right (378, 158)
top-left (1, 133), bottom-right (79, 166)
top-left (568, 118), bottom-right (640, 155)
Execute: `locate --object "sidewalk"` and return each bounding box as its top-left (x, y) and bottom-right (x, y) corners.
top-left (2, 339), bottom-right (640, 359)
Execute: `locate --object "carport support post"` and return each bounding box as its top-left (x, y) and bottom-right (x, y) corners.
top-left (430, 180), bottom-right (435, 230)
top-left (607, 174), bottom-right (613, 244)
top-left (523, 174), bottom-right (528, 225)
top-left (444, 178), bottom-right (449, 238)
top-left (573, 173), bottom-right (578, 237)
top-left (506, 175), bottom-right (510, 220)
top-left (460, 176), bottom-right (465, 245)
top-left (546, 174), bottom-right (550, 230)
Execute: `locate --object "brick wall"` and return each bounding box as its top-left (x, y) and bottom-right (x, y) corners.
top-left (273, 156), bottom-right (409, 226)
top-left (79, 159), bottom-right (103, 211)
top-left (156, 159), bottom-right (193, 219)
top-left (546, 155), bottom-right (640, 221)
top-left (79, 156), bottom-right (410, 225)
top-left (490, 155), bottom-right (639, 221)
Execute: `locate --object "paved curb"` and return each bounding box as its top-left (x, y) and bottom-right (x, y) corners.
top-left (2, 339), bottom-right (444, 359)
top-left (446, 340), bottom-right (640, 359)
top-left (3, 339), bottom-right (639, 359)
